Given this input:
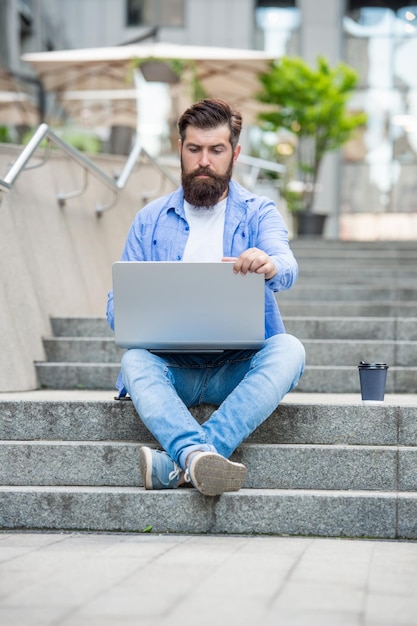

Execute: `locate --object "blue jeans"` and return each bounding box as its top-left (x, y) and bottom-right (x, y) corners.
top-left (121, 333), bottom-right (305, 470)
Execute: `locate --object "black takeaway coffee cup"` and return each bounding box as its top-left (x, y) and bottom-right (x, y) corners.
top-left (358, 361), bottom-right (389, 405)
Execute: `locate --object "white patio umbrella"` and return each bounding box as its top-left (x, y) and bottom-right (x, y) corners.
top-left (55, 89), bottom-right (139, 128)
top-left (21, 42), bottom-right (275, 124)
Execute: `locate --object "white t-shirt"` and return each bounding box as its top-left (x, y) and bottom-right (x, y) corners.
top-left (182, 198), bottom-right (227, 262)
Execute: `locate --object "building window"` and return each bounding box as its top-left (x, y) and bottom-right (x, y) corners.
top-left (347, 1), bottom-right (414, 12)
top-left (126, 0), bottom-right (143, 25)
top-left (126, 0), bottom-right (184, 28)
top-left (342, 5), bottom-right (417, 215)
top-left (19, 0), bottom-right (33, 37)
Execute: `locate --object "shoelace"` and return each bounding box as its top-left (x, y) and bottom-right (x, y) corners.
top-left (183, 451), bottom-right (204, 484)
top-left (168, 463), bottom-right (183, 483)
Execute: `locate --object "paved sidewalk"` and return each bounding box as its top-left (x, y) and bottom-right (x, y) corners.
top-left (1, 532), bottom-right (417, 626)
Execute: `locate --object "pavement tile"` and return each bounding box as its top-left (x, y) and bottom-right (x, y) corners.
top-left (0, 533), bottom-right (417, 626)
top-left (0, 607), bottom-right (70, 626)
top-left (269, 580), bottom-right (365, 613)
top-left (365, 594), bottom-right (417, 625)
top-left (263, 609), bottom-right (362, 626)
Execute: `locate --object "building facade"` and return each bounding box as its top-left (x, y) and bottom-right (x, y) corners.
top-left (1, 0), bottom-right (416, 238)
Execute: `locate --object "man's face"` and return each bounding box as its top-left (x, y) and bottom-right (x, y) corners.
top-left (179, 124), bottom-right (241, 207)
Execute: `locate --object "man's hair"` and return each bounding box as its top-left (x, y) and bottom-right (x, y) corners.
top-left (178, 98), bottom-right (242, 150)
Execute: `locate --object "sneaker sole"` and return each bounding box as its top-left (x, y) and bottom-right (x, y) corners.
top-left (139, 446), bottom-right (154, 490)
top-left (189, 453), bottom-right (247, 496)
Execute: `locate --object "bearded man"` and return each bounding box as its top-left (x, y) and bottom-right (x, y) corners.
top-left (106, 98), bottom-right (305, 496)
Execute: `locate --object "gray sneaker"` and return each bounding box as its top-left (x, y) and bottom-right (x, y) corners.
top-left (186, 451), bottom-right (247, 496)
top-left (139, 446), bottom-right (183, 490)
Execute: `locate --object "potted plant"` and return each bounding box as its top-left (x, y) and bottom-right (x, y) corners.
top-left (256, 56), bottom-right (367, 236)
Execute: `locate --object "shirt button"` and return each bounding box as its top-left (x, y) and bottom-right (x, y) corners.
top-left (177, 255), bottom-right (182, 260)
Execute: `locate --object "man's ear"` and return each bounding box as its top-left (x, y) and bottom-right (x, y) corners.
top-left (233, 144), bottom-right (241, 164)
top-left (178, 139), bottom-right (182, 155)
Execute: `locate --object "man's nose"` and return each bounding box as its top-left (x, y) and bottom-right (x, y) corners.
top-left (198, 150), bottom-right (211, 167)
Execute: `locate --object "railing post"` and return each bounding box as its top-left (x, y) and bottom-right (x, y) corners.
top-left (3, 123), bottom-right (49, 186)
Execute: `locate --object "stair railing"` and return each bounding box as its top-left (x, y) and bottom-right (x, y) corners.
top-left (236, 153), bottom-right (285, 190)
top-left (0, 123), bottom-right (179, 215)
top-left (0, 123), bottom-right (285, 215)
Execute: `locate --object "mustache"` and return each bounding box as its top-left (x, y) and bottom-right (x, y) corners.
top-left (190, 167), bottom-right (217, 178)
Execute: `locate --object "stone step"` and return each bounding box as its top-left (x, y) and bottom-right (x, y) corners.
top-left (295, 258), bottom-right (417, 268)
top-left (51, 317), bottom-right (113, 338)
top-left (48, 310), bottom-right (417, 342)
top-left (299, 365), bottom-right (415, 394)
top-left (303, 339), bottom-right (417, 367)
top-left (2, 390), bottom-right (416, 539)
top-left (280, 302), bottom-right (417, 317)
top-left (34, 361), bottom-right (416, 393)
top-left (1, 440), bottom-right (416, 491)
top-left (278, 285), bottom-right (417, 301)
top-left (295, 277), bottom-right (417, 288)
top-left (49, 309), bottom-right (417, 351)
top-left (2, 397), bottom-right (416, 445)
top-left (41, 336), bottom-right (417, 367)
top-left (290, 241), bottom-right (417, 257)
top-left (36, 362), bottom-right (118, 390)
top-left (43, 337), bottom-right (124, 363)
top-left (0, 485), bottom-right (415, 539)
top-left (55, 309), bottom-right (405, 342)
top-left (296, 241), bottom-right (417, 249)
top-left (296, 265), bottom-right (417, 275)
top-left (284, 317), bottom-right (417, 340)
top-left (4, 396), bottom-right (417, 441)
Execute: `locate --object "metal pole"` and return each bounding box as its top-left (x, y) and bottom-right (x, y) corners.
top-left (3, 123), bottom-right (49, 185)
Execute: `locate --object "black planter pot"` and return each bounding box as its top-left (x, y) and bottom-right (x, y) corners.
top-left (295, 212), bottom-right (327, 237)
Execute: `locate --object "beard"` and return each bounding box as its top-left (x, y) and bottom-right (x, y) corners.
top-left (181, 159), bottom-right (233, 208)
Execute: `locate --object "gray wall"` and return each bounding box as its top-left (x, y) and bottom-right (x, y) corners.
top-left (0, 145), bottom-right (178, 391)
top-left (34, 0), bottom-right (255, 50)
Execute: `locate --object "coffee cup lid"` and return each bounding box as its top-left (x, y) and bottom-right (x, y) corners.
top-left (358, 361), bottom-right (388, 369)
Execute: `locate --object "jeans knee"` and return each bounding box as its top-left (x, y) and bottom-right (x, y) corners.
top-left (270, 331), bottom-right (303, 351)
top-left (121, 349), bottom-right (134, 372)
top-left (267, 333), bottom-right (306, 371)
top-left (121, 348), bottom-right (148, 375)
top-left (283, 333), bottom-right (305, 363)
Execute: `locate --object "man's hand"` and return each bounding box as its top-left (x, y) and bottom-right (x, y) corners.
top-left (223, 248), bottom-right (277, 280)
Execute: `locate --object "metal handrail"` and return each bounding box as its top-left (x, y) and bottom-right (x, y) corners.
top-left (237, 153), bottom-right (285, 175)
top-left (235, 153), bottom-right (285, 191)
top-left (0, 123), bottom-right (179, 214)
top-left (0, 123), bottom-right (285, 213)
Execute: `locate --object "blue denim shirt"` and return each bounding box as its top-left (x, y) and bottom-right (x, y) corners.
top-left (107, 179), bottom-right (298, 394)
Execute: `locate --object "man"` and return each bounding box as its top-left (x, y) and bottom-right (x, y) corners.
top-left (106, 98), bottom-right (305, 497)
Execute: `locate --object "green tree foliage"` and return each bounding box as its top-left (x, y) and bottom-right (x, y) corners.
top-left (257, 56), bottom-right (367, 212)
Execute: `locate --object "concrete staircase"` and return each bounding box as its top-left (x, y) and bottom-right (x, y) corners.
top-left (1, 240), bottom-right (417, 538)
top-left (33, 314), bottom-right (417, 393)
top-left (34, 240), bottom-right (417, 394)
top-left (281, 240), bottom-right (417, 393)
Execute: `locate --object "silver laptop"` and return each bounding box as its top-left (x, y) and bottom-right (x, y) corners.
top-left (112, 261), bottom-right (265, 351)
